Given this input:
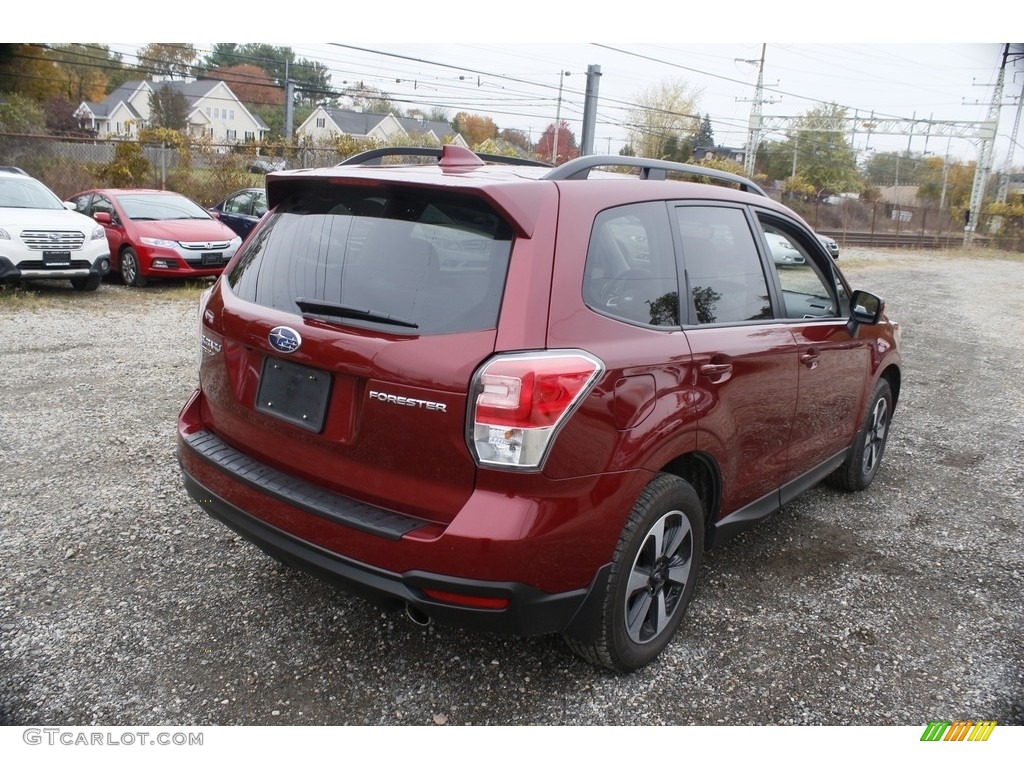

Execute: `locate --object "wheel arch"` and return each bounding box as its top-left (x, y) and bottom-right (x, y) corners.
top-left (660, 451), bottom-right (720, 547)
top-left (879, 363), bottom-right (901, 410)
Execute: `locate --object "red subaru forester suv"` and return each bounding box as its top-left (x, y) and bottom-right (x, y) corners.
top-left (178, 146), bottom-right (901, 672)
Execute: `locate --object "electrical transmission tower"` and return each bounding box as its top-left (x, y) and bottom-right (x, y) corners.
top-left (964, 45), bottom-right (1010, 245)
top-left (739, 44), bottom-right (1021, 246)
top-left (738, 44), bottom-right (778, 178)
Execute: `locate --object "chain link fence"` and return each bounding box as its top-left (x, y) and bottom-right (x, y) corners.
top-left (0, 132), bottom-right (358, 207)
top-left (3, 131), bottom-right (1021, 251)
top-left (787, 195), bottom-right (1022, 251)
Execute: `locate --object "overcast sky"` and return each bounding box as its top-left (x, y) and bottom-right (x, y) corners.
top-left (279, 42), bottom-right (1017, 163)
top-left (39, 4), bottom-right (1024, 170)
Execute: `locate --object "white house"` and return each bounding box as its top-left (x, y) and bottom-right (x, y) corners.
top-left (695, 146), bottom-right (746, 165)
top-left (74, 79), bottom-right (269, 144)
top-left (296, 106), bottom-right (466, 147)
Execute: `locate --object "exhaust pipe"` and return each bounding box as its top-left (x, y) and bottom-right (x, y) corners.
top-left (405, 603), bottom-right (432, 627)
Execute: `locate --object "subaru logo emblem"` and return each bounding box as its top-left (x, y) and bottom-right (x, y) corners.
top-left (268, 326), bottom-right (301, 354)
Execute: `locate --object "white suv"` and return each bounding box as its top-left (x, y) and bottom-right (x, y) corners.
top-left (0, 167), bottom-right (111, 291)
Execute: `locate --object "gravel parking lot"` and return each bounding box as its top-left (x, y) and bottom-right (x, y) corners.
top-left (1, 248), bottom-right (1021, 728)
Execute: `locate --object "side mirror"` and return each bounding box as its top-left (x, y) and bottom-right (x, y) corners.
top-left (94, 211), bottom-right (112, 225)
top-left (849, 289), bottom-right (884, 326)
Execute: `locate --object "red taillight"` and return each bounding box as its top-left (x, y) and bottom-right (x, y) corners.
top-left (469, 351), bottom-right (603, 470)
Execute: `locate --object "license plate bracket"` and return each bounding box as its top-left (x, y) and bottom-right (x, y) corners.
top-left (43, 251), bottom-right (72, 265)
top-left (255, 357), bottom-right (331, 432)
top-left (201, 252), bottom-right (222, 265)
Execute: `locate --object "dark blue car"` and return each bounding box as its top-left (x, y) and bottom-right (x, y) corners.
top-left (209, 187), bottom-right (267, 240)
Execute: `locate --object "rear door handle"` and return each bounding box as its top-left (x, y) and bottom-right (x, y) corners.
top-left (801, 352), bottom-right (820, 369)
top-left (700, 363), bottom-right (733, 377)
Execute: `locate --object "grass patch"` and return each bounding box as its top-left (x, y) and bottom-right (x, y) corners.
top-left (916, 246), bottom-right (1024, 263)
top-left (0, 281), bottom-right (50, 310)
top-left (838, 246), bottom-right (1024, 272)
top-left (0, 276), bottom-right (214, 312)
top-left (140, 278), bottom-right (215, 300)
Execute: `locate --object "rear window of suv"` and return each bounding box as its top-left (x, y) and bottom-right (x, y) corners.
top-left (227, 184), bottom-right (514, 335)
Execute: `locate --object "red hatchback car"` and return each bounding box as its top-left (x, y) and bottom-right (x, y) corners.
top-left (68, 189), bottom-right (242, 287)
top-left (177, 147), bottom-right (901, 672)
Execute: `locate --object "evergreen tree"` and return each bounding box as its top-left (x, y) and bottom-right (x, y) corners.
top-left (693, 113), bottom-right (715, 149)
top-left (149, 84), bottom-right (189, 131)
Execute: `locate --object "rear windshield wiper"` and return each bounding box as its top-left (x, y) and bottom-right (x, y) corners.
top-left (295, 298), bottom-right (419, 329)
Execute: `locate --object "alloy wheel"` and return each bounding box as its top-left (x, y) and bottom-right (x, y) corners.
top-left (623, 510), bottom-right (693, 644)
top-left (862, 397), bottom-right (889, 476)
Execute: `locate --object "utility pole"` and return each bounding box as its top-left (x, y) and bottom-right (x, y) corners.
top-left (579, 65), bottom-right (602, 157)
top-left (551, 70), bottom-right (570, 165)
top-left (737, 44), bottom-right (776, 177)
top-left (940, 135), bottom-right (952, 211)
top-left (964, 45), bottom-right (1008, 245)
top-left (284, 59), bottom-right (294, 140)
top-left (791, 132), bottom-right (799, 182)
top-left (996, 77), bottom-right (1024, 204)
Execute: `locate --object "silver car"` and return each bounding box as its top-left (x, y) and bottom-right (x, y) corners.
top-left (817, 233), bottom-right (840, 259)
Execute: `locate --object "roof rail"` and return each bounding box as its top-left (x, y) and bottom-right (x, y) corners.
top-left (338, 145), bottom-right (552, 169)
top-left (542, 155), bottom-right (768, 197)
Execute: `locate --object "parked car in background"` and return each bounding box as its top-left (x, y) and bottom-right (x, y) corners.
top-left (1, 168), bottom-right (110, 291)
top-left (68, 189), bottom-right (242, 287)
top-left (209, 187), bottom-right (267, 240)
top-left (768, 230), bottom-right (839, 265)
top-left (818, 233), bottom-right (840, 259)
top-left (178, 146), bottom-right (901, 673)
top-left (248, 158), bottom-right (285, 174)
top-left (765, 230), bottom-right (805, 265)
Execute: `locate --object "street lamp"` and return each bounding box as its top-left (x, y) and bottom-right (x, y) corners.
top-left (552, 71), bottom-right (571, 165)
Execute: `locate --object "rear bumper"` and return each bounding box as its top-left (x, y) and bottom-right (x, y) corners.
top-left (180, 464), bottom-right (608, 637)
top-left (176, 391), bottom-right (621, 639)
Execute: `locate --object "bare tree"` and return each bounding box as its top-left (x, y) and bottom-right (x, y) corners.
top-left (626, 78), bottom-right (702, 160)
top-left (137, 43), bottom-right (197, 80)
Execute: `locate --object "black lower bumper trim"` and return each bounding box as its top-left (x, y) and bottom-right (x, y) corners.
top-left (180, 466), bottom-right (602, 637)
top-left (182, 430), bottom-right (425, 540)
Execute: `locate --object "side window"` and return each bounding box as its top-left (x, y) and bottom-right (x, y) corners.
top-left (225, 192), bottom-right (253, 215)
top-left (91, 194), bottom-right (115, 222)
top-left (759, 217), bottom-right (839, 320)
top-left (71, 195), bottom-right (91, 215)
top-left (675, 206), bottom-right (771, 324)
top-left (583, 202), bottom-right (679, 327)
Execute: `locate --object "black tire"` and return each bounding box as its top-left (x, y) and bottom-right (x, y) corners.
top-left (829, 378), bottom-right (893, 491)
top-left (70, 274), bottom-right (102, 292)
top-left (566, 473), bottom-right (704, 673)
top-left (120, 248), bottom-right (147, 287)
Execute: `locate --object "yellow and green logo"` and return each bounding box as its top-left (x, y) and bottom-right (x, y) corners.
top-left (920, 720), bottom-right (997, 742)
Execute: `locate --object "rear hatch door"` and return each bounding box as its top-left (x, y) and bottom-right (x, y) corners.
top-left (203, 179), bottom-right (522, 523)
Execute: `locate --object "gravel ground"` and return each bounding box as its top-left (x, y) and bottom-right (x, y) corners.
top-left (0, 248), bottom-right (1021, 728)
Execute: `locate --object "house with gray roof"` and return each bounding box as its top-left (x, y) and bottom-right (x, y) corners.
top-left (74, 79), bottom-right (269, 144)
top-left (296, 106), bottom-right (466, 148)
